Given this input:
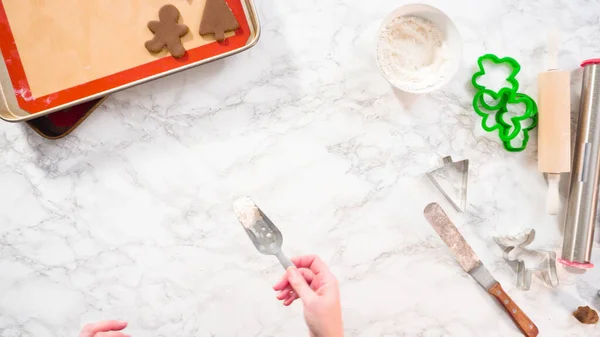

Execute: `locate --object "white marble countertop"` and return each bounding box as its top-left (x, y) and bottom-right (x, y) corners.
top-left (2, 0), bottom-right (600, 336)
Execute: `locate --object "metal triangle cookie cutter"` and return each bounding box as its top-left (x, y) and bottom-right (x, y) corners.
top-left (426, 156), bottom-right (469, 213)
top-left (494, 229), bottom-right (559, 291)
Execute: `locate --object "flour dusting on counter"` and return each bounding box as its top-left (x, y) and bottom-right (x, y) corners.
top-left (377, 16), bottom-right (454, 92)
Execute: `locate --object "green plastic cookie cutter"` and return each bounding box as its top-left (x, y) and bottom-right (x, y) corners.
top-left (471, 54), bottom-right (537, 152)
top-left (473, 88), bottom-right (538, 142)
top-left (471, 54), bottom-right (521, 93)
top-left (498, 104), bottom-right (538, 152)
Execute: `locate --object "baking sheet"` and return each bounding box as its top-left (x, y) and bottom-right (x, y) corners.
top-left (0, 0), bottom-right (259, 121)
top-left (26, 96), bottom-right (107, 139)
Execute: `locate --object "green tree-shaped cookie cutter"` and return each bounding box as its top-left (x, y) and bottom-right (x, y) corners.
top-left (471, 54), bottom-right (537, 152)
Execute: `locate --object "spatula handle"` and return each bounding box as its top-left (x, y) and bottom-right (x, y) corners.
top-left (488, 283), bottom-right (539, 337)
top-left (275, 251), bottom-right (294, 270)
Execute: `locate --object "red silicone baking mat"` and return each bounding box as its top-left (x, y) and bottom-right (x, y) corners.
top-left (0, 0), bottom-right (252, 114)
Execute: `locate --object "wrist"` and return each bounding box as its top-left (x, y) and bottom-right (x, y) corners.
top-left (310, 326), bottom-right (343, 337)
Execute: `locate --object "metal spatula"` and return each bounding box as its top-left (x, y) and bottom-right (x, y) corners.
top-left (233, 197), bottom-right (293, 269)
top-left (424, 203), bottom-right (539, 337)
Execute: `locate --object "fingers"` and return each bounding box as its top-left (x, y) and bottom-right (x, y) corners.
top-left (273, 273), bottom-right (290, 291)
top-left (96, 332), bottom-right (130, 337)
top-left (293, 255), bottom-right (339, 287)
top-left (80, 321), bottom-right (127, 337)
top-left (284, 291), bottom-right (299, 305)
top-left (283, 296), bottom-right (296, 306)
top-left (276, 269), bottom-right (313, 302)
top-left (277, 287), bottom-right (300, 304)
top-left (276, 288), bottom-right (292, 300)
top-left (273, 268), bottom-right (315, 291)
top-left (291, 255), bottom-right (330, 275)
top-left (274, 256), bottom-right (335, 307)
top-left (286, 266), bottom-right (316, 304)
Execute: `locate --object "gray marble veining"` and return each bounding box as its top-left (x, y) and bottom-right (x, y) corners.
top-left (1, 0), bottom-right (600, 336)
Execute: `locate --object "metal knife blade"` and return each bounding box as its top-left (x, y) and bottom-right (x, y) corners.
top-left (423, 202), bottom-right (496, 290)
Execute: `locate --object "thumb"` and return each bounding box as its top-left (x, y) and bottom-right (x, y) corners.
top-left (287, 267), bottom-right (316, 303)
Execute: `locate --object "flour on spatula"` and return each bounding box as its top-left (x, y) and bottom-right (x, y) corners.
top-left (377, 16), bottom-right (453, 92)
top-left (233, 197), bottom-right (261, 228)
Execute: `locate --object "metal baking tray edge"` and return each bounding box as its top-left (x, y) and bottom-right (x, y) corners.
top-left (0, 0), bottom-right (260, 123)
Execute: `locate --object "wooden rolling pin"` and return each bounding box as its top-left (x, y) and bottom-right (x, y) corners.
top-left (538, 69), bottom-right (570, 214)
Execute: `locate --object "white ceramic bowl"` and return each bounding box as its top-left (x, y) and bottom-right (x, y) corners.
top-left (376, 4), bottom-right (462, 94)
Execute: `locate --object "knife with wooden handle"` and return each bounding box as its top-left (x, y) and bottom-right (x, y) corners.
top-left (423, 203), bottom-right (539, 337)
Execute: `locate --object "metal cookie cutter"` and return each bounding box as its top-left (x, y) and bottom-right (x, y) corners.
top-left (494, 229), bottom-right (559, 291)
top-left (426, 156), bottom-right (469, 213)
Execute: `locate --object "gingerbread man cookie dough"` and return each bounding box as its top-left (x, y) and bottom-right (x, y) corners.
top-left (145, 4), bottom-right (189, 58)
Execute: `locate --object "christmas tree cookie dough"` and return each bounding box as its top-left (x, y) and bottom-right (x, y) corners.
top-left (199, 0), bottom-right (240, 41)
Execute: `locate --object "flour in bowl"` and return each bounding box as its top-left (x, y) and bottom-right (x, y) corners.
top-left (377, 15), bottom-right (453, 92)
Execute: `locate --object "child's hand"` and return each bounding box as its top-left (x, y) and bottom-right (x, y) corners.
top-left (273, 255), bottom-right (344, 337)
top-left (79, 320), bottom-right (129, 337)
